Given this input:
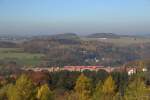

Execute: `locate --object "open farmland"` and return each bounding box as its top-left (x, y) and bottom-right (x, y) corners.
top-left (83, 37), bottom-right (150, 46)
top-left (0, 48), bottom-right (44, 66)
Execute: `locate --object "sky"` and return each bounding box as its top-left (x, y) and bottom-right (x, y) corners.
top-left (0, 0), bottom-right (150, 35)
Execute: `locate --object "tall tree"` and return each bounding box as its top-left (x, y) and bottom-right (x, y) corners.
top-left (102, 75), bottom-right (116, 100)
top-left (125, 78), bottom-right (150, 100)
top-left (0, 84), bottom-right (13, 100)
top-left (93, 76), bottom-right (116, 100)
top-left (37, 84), bottom-right (54, 100)
top-left (75, 74), bottom-right (92, 100)
top-left (93, 81), bottom-right (103, 100)
top-left (111, 72), bottom-right (128, 97)
top-left (7, 74), bottom-right (36, 100)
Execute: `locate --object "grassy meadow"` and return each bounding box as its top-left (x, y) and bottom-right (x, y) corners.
top-left (83, 37), bottom-right (150, 46)
top-left (0, 48), bottom-right (44, 66)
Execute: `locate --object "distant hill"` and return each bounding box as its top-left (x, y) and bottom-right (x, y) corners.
top-left (87, 33), bottom-right (120, 38)
top-left (50, 33), bottom-right (80, 40)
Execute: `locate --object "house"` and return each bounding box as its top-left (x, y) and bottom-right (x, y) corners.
top-left (142, 68), bottom-right (147, 72)
top-left (126, 68), bottom-right (136, 75)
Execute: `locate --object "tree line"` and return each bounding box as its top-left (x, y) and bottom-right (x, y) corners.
top-left (0, 70), bottom-right (149, 100)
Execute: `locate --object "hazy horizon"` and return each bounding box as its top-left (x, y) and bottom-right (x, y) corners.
top-left (0, 0), bottom-right (150, 35)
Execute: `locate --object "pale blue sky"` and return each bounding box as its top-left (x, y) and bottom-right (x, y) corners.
top-left (0, 0), bottom-right (150, 35)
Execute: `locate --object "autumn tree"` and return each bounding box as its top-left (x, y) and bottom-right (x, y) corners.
top-left (75, 74), bottom-right (92, 100)
top-left (93, 75), bottom-right (116, 100)
top-left (7, 74), bottom-right (36, 100)
top-left (125, 78), bottom-right (150, 100)
top-left (7, 84), bottom-right (18, 100)
top-left (0, 84), bottom-right (12, 100)
top-left (93, 81), bottom-right (103, 100)
top-left (37, 84), bottom-right (54, 100)
top-left (65, 91), bottom-right (78, 100)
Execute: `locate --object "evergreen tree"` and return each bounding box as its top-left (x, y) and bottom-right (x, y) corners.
top-left (75, 74), bottom-right (92, 100)
top-left (37, 84), bottom-right (54, 100)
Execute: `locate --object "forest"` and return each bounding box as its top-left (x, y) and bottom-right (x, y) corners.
top-left (0, 70), bottom-right (149, 100)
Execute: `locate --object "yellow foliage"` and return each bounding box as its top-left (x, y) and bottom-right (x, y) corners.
top-left (37, 84), bottom-right (53, 100)
top-left (75, 74), bottom-right (92, 100)
top-left (102, 75), bottom-right (116, 95)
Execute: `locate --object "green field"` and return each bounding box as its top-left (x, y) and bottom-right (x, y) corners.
top-left (0, 48), bottom-right (44, 66)
top-left (83, 37), bottom-right (150, 46)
